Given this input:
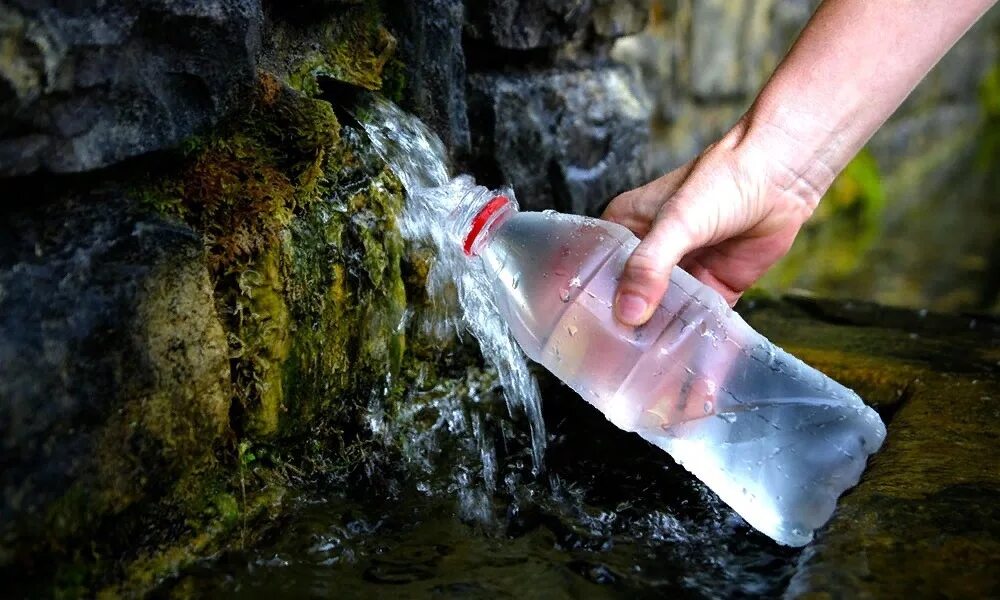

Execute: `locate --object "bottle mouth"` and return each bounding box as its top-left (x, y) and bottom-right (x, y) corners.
top-left (463, 195), bottom-right (511, 256)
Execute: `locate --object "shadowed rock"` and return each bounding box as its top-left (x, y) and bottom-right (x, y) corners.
top-left (0, 190), bottom-right (231, 570)
top-left (468, 66), bottom-right (652, 214)
top-left (465, 0), bottom-right (650, 49)
top-left (0, 0), bottom-right (262, 176)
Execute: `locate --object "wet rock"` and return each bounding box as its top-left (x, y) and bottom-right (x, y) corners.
top-left (742, 296), bottom-right (1000, 597)
top-left (262, 1), bottom-right (396, 94)
top-left (0, 0), bottom-right (263, 176)
top-left (386, 0), bottom-right (470, 160)
top-left (0, 191), bottom-right (230, 568)
top-left (465, 0), bottom-right (649, 49)
top-left (468, 66), bottom-right (653, 214)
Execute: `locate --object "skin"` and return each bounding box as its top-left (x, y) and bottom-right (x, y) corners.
top-left (604, 0), bottom-right (998, 326)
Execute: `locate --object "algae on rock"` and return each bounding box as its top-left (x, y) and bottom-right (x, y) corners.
top-left (2, 1), bottom-right (429, 595)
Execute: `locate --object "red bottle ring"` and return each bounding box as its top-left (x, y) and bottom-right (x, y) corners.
top-left (463, 195), bottom-right (510, 256)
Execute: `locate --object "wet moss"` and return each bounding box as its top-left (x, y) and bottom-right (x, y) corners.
top-left (271, 2), bottom-right (397, 96)
top-left (102, 28), bottom-right (415, 597)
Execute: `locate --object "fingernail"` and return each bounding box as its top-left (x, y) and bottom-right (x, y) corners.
top-left (615, 293), bottom-right (648, 325)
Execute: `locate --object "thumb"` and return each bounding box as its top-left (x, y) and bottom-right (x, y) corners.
top-left (613, 202), bottom-right (700, 326)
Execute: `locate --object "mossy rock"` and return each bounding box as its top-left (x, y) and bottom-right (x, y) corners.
top-left (0, 1), bottom-right (430, 593)
top-left (741, 296), bottom-right (1000, 597)
top-left (0, 192), bottom-right (236, 595)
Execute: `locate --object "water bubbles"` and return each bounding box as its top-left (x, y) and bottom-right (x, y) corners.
top-left (567, 325), bottom-right (578, 337)
top-left (360, 97), bottom-right (548, 490)
top-left (568, 276), bottom-right (582, 288)
top-left (560, 288), bottom-right (571, 302)
top-left (717, 412), bottom-right (738, 423)
top-left (703, 400), bottom-right (713, 414)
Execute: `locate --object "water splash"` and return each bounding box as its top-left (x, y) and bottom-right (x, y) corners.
top-left (359, 97), bottom-right (547, 475)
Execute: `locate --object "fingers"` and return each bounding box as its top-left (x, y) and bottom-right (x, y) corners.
top-left (601, 159), bottom-right (696, 237)
top-left (614, 200), bottom-right (699, 326)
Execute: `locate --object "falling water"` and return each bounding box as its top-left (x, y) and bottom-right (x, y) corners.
top-left (358, 97), bottom-right (547, 477)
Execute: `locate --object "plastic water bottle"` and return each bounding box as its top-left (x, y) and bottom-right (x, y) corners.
top-left (454, 191), bottom-right (886, 546)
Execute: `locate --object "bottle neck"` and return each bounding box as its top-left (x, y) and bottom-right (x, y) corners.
top-left (451, 189), bottom-right (517, 257)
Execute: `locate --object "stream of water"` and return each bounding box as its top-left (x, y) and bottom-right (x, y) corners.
top-left (360, 98), bottom-right (548, 478)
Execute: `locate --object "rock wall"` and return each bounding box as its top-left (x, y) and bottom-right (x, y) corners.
top-left (392, 0), bottom-right (1000, 311)
top-left (0, 1), bottom-right (427, 595)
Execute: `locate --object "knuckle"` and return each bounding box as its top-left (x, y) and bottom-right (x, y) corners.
top-left (624, 246), bottom-right (668, 286)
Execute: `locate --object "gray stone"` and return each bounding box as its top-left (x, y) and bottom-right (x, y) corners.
top-left (0, 0), bottom-right (262, 176)
top-left (591, 0), bottom-right (652, 38)
top-left (388, 0), bottom-right (470, 161)
top-left (612, 25), bottom-right (679, 125)
top-left (465, 0), bottom-right (648, 49)
top-left (468, 66), bottom-right (653, 214)
top-left (0, 190), bottom-right (230, 563)
top-left (689, 0), bottom-right (777, 100)
top-left (689, 0), bottom-right (745, 99)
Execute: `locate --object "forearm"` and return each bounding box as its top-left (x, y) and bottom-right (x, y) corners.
top-left (741, 0), bottom-right (996, 203)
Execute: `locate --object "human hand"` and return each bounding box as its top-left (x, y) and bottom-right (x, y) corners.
top-left (602, 117), bottom-right (824, 326)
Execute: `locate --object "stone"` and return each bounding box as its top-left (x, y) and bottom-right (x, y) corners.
top-left (468, 66), bottom-right (653, 214)
top-left (591, 0), bottom-right (652, 38)
top-left (386, 0), bottom-right (470, 161)
top-left (0, 0), bottom-right (263, 176)
top-left (0, 190), bottom-right (230, 568)
top-left (688, 0), bottom-right (776, 101)
top-left (741, 297), bottom-right (1000, 598)
top-left (689, 0), bottom-right (745, 99)
top-left (611, 23), bottom-right (679, 125)
top-left (465, 0), bottom-right (648, 49)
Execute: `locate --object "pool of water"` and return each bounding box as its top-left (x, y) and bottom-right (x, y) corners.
top-left (157, 376), bottom-right (801, 599)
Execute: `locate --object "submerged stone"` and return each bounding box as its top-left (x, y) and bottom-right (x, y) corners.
top-left (741, 297), bottom-right (1000, 597)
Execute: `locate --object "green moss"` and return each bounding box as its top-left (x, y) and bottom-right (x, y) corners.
top-left (17, 0), bottom-right (428, 593)
top-left (228, 248), bottom-right (293, 438)
top-left (977, 61), bottom-right (1000, 171)
top-left (380, 56), bottom-right (408, 104)
top-left (754, 149), bottom-right (886, 292)
top-left (278, 163), bottom-right (408, 436)
top-left (282, 2), bottom-right (397, 95)
top-left (140, 74), bottom-right (342, 274)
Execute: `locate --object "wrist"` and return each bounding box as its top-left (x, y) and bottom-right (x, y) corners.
top-left (736, 96), bottom-right (853, 213)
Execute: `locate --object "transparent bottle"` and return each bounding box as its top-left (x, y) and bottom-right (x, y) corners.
top-left (454, 192), bottom-right (887, 546)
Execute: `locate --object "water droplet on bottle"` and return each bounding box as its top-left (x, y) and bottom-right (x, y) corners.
top-left (560, 288), bottom-right (571, 302)
top-left (703, 400), bottom-right (713, 414)
top-left (717, 412), bottom-right (737, 423)
top-left (567, 325), bottom-right (578, 336)
top-left (512, 275), bottom-right (520, 289)
top-left (568, 276), bottom-right (582, 288)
